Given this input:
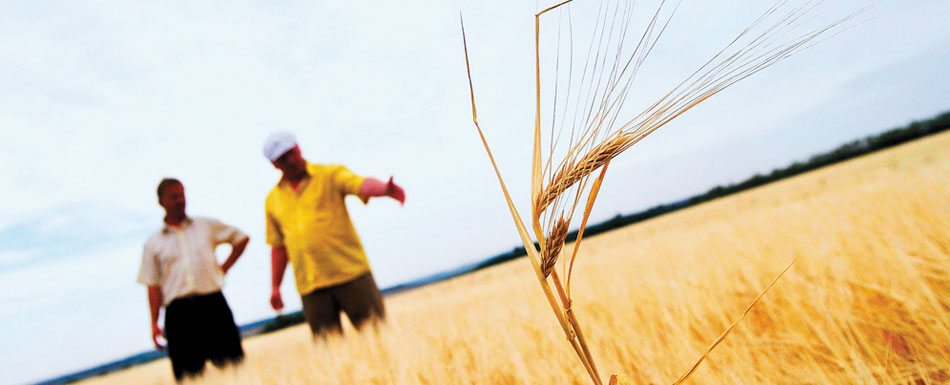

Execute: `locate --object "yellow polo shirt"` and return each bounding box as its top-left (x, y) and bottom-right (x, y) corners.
top-left (265, 163), bottom-right (370, 295)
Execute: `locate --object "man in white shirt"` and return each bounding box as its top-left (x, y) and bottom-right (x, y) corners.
top-left (137, 178), bottom-right (250, 381)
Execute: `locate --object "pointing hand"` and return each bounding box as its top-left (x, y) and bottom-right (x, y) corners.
top-left (386, 176), bottom-right (405, 205)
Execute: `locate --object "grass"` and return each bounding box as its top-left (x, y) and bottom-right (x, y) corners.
top-left (80, 130), bottom-right (950, 384)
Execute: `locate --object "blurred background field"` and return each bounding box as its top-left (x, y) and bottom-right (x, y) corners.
top-left (82, 131), bottom-right (950, 384)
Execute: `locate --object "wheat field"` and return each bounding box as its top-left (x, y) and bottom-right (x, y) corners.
top-left (82, 131), bottom-right (950, 384)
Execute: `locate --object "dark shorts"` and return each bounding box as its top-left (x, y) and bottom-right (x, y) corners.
top-left (301, 273), bottom-right (386, 336)
top-left (165, 291), bottom-right (244, 381)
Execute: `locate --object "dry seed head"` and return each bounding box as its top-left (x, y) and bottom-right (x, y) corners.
top-left (542, 216), bottom-right (569, 277)
top-left (535, 135), bottom-right (631, 219)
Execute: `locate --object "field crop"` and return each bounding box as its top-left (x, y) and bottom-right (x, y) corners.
top-left (83, 131), bottom-right (950, 384)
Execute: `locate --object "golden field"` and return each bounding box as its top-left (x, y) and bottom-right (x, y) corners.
top-left (84, 132), bottom-right (950, 385)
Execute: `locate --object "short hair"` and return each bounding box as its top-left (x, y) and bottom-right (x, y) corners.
top-left (156, 178), bottom-right (182, 199)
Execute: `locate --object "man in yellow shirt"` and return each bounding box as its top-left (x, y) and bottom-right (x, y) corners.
top-left (263, 132), bottom-right (405, 336)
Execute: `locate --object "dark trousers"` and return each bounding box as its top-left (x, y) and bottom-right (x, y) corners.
top-left (301, 273), bottom-right (386, 336)
top-left (165, 291), bottom-right (244, 381)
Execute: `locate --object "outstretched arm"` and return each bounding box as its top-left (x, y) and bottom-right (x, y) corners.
top-left (220, 236), bottom-right (249, 274)
top-left (359, 176), bottom-right (405, 205)
top-left (270, 246), bottom-right (288, 310)
top-left (146, 286), bottom-right (164, 350)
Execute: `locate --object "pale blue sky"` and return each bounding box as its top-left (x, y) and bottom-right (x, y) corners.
top-left (1, 1), bottom-right (949, 384)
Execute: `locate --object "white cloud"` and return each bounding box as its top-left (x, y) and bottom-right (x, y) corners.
top-left (0, 250), bottom-right (35, 266)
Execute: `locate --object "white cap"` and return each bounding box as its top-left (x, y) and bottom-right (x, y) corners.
top-left (262, 132), bottom-right (297, 161)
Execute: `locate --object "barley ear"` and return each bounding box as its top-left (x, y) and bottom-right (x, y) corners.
top-left (541, 216), bottom-right (569, 277)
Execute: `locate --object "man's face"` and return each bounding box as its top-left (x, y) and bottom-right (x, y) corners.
top-left (158, 183), bottom-right (186, 217)
top-left (272, 146), bottom-right (306, 176)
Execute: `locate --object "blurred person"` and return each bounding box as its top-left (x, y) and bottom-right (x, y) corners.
top-left (262, 132), bottom-right (405, 337)
top-left (137, 178), bottom-right (250, 381)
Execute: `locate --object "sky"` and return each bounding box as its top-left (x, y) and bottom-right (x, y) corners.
top-left (1, 1), bottom-right (949, 384)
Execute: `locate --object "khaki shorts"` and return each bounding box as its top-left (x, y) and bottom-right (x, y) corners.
top-left (300, 273), bottom-right (385, 335)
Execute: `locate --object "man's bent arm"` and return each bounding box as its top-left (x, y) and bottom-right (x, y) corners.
top-left (359, 176), bottom-right (405, 204)
top-left (221, 236), bottom-right (249, 274)
top-left (270, 246), bottom-right (288, 310)
top-left (147, 286), bottom-right (164, 350)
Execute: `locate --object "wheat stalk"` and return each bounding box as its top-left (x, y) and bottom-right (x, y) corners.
top-left (462, 1), bottom-right (864, 383)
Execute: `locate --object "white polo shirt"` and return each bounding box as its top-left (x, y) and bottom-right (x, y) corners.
top-left (137, 216), bottom-right (248, 306)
